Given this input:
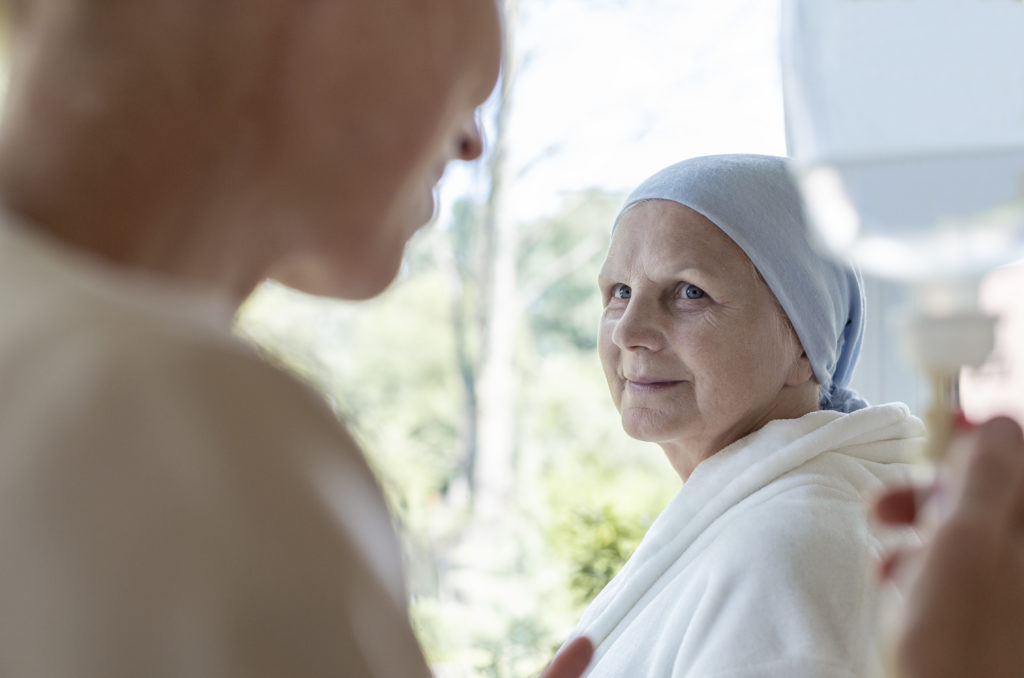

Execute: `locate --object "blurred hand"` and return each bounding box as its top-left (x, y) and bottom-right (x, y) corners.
top-left (876, 417), bottom-right (1024, 678)
top-left (540, 636), bottom-right (593, 678)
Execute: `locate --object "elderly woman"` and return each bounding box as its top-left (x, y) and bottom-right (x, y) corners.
top-left (569, 154), bottom-right (924, 677)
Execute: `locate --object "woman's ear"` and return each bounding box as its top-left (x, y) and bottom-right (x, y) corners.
top-left (785, 351), bottom-right (815, 387)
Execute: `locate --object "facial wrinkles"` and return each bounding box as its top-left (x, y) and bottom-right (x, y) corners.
top-left (681, 318), bottom-right (793, 464)
top-left (597, 201), bottom-right (823, 478)
top-left (628, 248), bottom-right (774, 378)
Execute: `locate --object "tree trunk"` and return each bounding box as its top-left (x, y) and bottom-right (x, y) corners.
top-left (473, 0), bottom-right (521, 523)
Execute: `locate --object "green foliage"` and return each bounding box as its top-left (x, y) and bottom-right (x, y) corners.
top-left (520, 189), bottom-right (626, 354)
top-left (550, 505), bottom-right (651, 605)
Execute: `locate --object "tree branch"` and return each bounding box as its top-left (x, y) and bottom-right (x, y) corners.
top-left (519, 233), bottom-right (606, 312)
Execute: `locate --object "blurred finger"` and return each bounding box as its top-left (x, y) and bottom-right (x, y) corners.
top-left (952, 417), bottom-right (1024, 522)
top-left (878, 551), bottom-right (904, 580)
top-left (541, 636), bottom-right (593, 678)
top-left (874, 486), bottom-right (924, 525)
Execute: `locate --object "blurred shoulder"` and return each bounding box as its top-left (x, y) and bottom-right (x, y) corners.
top-left (0, 268), bottom-right (425, 675)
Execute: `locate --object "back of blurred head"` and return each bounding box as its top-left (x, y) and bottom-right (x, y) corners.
top-left (0, 0), bottom-right (502, 301)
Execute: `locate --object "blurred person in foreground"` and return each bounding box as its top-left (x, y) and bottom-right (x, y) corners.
top-left (567, 154), bottom-right (925, 677)
top-left (0, 0), bottom-right (593, 675)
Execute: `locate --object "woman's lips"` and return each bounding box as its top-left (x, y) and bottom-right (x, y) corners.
top-left (625, 379), bottom-right (684, 393)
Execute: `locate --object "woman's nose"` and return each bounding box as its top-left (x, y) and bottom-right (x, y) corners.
top-left (456, 112), bottom-right (484, 161)
top-left (611, 299), bottom-right (664, 352)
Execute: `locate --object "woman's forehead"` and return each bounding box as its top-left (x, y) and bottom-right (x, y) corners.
top-left (604, 200), bottom-right (756, 277)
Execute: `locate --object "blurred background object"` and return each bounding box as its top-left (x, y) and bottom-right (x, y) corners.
top-left (782, 0), bottom-right (1024, 459)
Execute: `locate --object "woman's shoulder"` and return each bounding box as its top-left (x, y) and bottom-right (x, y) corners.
top-left (715, 472), bottom-right (870, 552)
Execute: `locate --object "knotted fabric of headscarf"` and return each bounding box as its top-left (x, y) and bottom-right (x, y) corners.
top-left (614, 154), bottom-right (868, 413)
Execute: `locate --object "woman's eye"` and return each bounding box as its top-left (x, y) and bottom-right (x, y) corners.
top-left (612, 284), bottom-right (631, 300)
top-left (681, 284), bottom-right (705, 300)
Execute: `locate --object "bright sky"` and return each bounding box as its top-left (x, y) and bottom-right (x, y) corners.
top-left (439, 0), bottom-right (786, 225)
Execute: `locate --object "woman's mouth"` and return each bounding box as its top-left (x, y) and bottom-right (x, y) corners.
top-left (625, 379), bottom-right (684, 393)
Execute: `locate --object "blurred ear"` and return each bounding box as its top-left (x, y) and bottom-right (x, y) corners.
top-left (785, 351), bottom-right (815, 387)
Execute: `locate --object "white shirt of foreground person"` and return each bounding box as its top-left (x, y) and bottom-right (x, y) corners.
top-left (0, 214), bottom-right (432, 676)
top-left (570, 404), bottom-right (924, 678)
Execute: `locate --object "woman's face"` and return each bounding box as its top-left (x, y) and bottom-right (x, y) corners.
top-left (597, 199), bottom-right (817, 478)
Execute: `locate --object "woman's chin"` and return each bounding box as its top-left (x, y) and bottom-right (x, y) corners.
top-left (621, 411), bottom-right (680, 445)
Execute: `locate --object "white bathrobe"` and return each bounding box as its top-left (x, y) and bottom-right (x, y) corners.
top-left (570, 403), bottom-right (925, 678)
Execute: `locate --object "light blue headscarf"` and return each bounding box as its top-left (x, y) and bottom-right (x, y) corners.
top-left (614, 154), bottom-right (867, 413)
